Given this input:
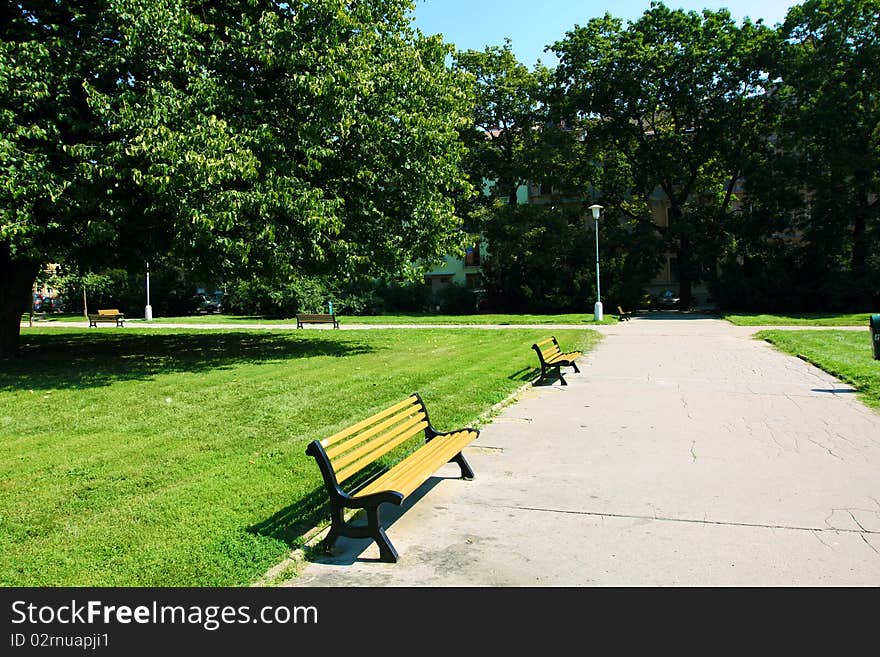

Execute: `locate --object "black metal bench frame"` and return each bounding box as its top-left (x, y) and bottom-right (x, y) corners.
top-left (306, 393), bottom-right (477, 563)
top-left (532, 336), bottom-right (581, 386)
top-left (296, 313), bottom-right (339, 329)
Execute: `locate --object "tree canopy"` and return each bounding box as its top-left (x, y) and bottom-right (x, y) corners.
top-left (550, 2), bottom-right (777, 307)
top-left (1, 0), bottom-right (474, 355)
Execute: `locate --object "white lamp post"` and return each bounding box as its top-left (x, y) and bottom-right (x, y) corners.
top-left (588, 204), bottom-right (603, 321)
top-left (144, 261), bottom-right (153, 321)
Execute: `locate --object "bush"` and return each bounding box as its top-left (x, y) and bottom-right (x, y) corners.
top-left (375, 281), bottom-right (430, 313)
top-left (435, 282), bottom-right (478, 314)
top-left (224, 279), bottom-right (299, 317)
top-left (223, 275), bottom-right (385, 317)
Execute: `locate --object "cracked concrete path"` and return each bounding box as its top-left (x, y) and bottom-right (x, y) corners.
top-left (281, 314), bottom-right (880, 586)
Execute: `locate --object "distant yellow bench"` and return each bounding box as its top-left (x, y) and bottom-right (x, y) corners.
top-left (618, 305), bottom-right (633, 321)
top-left (306, 393), bottom-right (478, 562)
top-left (88, 309), bottom-right (125, 327)
top-left (531, 336), bottom-right (582, 385)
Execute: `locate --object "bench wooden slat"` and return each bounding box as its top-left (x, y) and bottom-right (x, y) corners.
top-left (355, 430), bottom-right (477, 499)
top-left (325, 407), bottom-right (425, 459)
top-left (547, 351), bottom-right (580, 363)
top-left (322, 396), bottom-right (420, 448)
top-left (333, 416), bottom-right (428, 482)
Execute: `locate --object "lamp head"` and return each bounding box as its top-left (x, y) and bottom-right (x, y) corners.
top-left (588, 204), bottom-right (603, 221)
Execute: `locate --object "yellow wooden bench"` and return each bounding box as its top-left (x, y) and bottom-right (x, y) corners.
top-left (88, 309), bottom-right (125, 327)
top-left (531, 336), bottom-right (582, 385)
top-left (617, 305), bottom-right (633, 321)
top-left (306, 393), bottom-right (479, 562)
top-left (295, 313), bottom-right (339, 329)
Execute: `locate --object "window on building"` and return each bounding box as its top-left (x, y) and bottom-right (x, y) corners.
top-left (464, 241), bottom-right (481, 266)
top-left (465, 273), bottom-right (482, 288)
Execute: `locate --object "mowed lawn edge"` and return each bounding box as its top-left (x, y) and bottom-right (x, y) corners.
top-left (724, 312), bottom-right (873, 326)
top-left (1, 327), bottom-right (600, 586)
top-left (92, 312), bottom-right (618, 325)
top-left (757, 329), bottom-right (880, 409)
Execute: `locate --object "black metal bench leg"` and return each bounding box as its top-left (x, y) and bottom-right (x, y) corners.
top-left (557, 365), bottom-right (567, 385)
top-left (366, 506), bottom-right (398, 563)
top-left (572, 362), bottom-right (580, 373)
top-left (450, 452), bottom-right (474, 480)
top-left (324, 504), bottom-right (346, 547)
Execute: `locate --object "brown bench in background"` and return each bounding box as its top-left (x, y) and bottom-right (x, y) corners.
top-left (88, 309), bottom-right (125, 327)
top-left (306, 393), bottom-right (478, 562)
top-left (295, 313), bottom-right (339, 329)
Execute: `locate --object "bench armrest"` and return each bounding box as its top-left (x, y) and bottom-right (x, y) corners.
top-left (425, 426), bottom-right (479, 441)
top-left (346, 489), bottom-right (404, 510)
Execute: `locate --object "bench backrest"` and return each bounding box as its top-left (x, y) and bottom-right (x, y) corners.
top-left (318, 395), bottom-right (428, 484)
top-left (297, 313), bottom-right (335, 321)
top-left (533, 337), bottom-right (562, 363)
top-left (97, 309), bottom-right (121, 316)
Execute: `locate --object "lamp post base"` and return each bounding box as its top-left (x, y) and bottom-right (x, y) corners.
top-left (593, 301), bottom-right (603, 322)
top-left (144, 305), bottom-right (153, 321)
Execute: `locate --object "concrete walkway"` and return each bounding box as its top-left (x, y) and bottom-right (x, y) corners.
top-left (282, 314), bottom-right (880, 586)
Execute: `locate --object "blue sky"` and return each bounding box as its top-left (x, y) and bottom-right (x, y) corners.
top-left (410, 0), bottom-right (798, 68)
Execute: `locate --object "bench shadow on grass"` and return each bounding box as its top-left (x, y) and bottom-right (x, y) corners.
top-left (509, 366), bottom-right (541, 384)
top-left (252, 476), bottom-right (447, 566)
top-left (1, 331), bottom-right (376, 392)
top-left (250, 458), bottom-right (450, 565)
top-left (248, 486), bottom-right (334, 548)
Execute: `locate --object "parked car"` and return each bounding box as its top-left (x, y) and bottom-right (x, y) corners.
top-left (195, 293), bottom-right (223, 314)
top-left (33, 295), bottom-right (64, 313)
top-left (655, 289), bottom-right (680, 308)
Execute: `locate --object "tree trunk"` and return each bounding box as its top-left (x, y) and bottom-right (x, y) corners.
top-left (850, 183), bottom-right (872, 308)
top-left (851, 196), bottom-right (867, 275)
top-left (677, 234), bottom-right (693, 310)
top-left (667, 203), bottom-right (692, 310)
top-left (0, 242), bottom-right (40, 358)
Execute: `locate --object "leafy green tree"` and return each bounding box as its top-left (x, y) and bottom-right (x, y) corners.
top-left (551, 2), bottom-right (776, 308)
top-left (773, 0), bottom-right (880, 306)
top-left (480, 202), bottom-right (661, 312)
top-left (0, 0), bottom-right (473, 356)
top-left (481, 204), bottom-right (589, 312)
top-left (453, 40), bottom-right (554, 207)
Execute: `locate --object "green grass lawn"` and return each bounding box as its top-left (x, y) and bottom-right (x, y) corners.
top-left (723, 312), bottom-right (875, 326)
top-left (125, 312), bottom-right (618, 325)
top-left (1, 327), bottom-right (600, 586)
top-left (20, 312), bottom-right (85, 323)
top-left (22, 312), bottom-right (620, 325)
top-left (757, 329), bottom-right (880, 409)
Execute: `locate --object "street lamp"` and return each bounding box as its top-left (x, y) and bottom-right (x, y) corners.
top-left (144, 261), bottom-right (153, 321)
top-left (587, 204), bottom-right (603, 321)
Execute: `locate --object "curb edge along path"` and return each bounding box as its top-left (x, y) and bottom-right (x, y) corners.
top-left (283, 314), bottom-right (880, 586)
